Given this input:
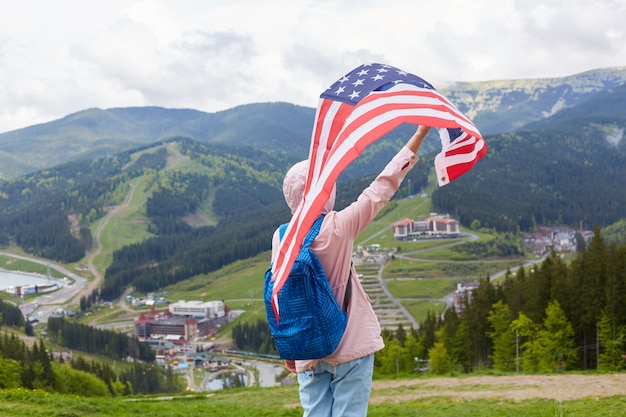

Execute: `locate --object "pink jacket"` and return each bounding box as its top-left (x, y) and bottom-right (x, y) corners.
top-left (272, 146), bottom-right (419, 372)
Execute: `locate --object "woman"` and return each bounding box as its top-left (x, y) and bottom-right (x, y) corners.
top-left (271, 125), bottom-right (430, 416)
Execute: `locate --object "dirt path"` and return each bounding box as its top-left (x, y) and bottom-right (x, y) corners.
top-left (369, 373), bottom-right (626, 403)
top-left (74, 183), bottom-right (137, 304)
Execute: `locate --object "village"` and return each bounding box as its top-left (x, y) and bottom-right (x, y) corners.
top-left (386, 214), bottom-right (595, 317)
top-left (391, 213), bottom-right (593, 256)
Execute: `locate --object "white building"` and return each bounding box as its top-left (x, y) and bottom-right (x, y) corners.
top-left (169, 300), bottom-right (226, 319)
top-left (393, 214), bottom-right (460, 240)
top-left (452, 280), bottom-right (480, 312)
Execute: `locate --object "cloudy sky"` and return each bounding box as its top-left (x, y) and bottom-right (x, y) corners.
top-left (1, 0), bottom-right (624, 133)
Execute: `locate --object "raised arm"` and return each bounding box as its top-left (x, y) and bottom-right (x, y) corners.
top-left (406, 125), bottom-right (431, 154)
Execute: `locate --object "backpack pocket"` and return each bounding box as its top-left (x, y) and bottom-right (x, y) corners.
top-left (271, 316), bottom-right (332, 360)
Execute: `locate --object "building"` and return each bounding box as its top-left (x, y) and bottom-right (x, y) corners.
top-left (169, 300), bottom-right (226, 319)
top-left (3, 283), bottom-right (59, 296)
top-left (452, 280), bottom-right (480, 312)
top-left (134, 302), bottom-right (229, 342)
top-left (393, 214), bottom-right (460, 240)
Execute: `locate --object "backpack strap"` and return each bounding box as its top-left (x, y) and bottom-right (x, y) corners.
top-left (342, 270), bottom-right (351, 312)
top-left (278, 215), bottom-right (324, 247)
top-left (278, 215), bottom-right (352, 311)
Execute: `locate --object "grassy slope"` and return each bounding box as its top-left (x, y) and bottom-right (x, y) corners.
top-left (155, 169), bottom-right (526, 327)
top-left (1, 383), bottom-right (624, 417)
top-left (2, 150), bottom-right (525, 327)
top-left (2, 146), bottom-right (621, 416)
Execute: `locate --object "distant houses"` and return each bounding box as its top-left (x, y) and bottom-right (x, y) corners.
top-left (393, 214), bottom-right (460, 240)
top-left (451, 281), bottom-right (480, 313)
top-left (522, 226), bottom-right (594, 255)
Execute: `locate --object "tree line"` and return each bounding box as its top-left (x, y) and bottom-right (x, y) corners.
top-left (231, 319), bottom-right (275, 354)
top-left (46, 317), bottom-right (154, 362)
top-left (0, 143), bottom-right (165, 262)
top-left (0, 300), bottom-right (26, 329)
top-left (432, 125), bottom-right (626, 234)
top-left (375, 227), bottom-right (626, 374)
top-left (0, 332), bottom-right (183, 396)
top-left (232, 228), bottom-right (626, 374)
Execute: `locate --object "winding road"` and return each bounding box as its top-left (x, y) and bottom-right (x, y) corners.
top-left (76, 183), bottom-right (137, 303)
top-left (362, 228), bottom-right (545, 330)
top-left (8, 184), bottom-right (545, 334)
top-left (3, 182), bottom-right (137, 322)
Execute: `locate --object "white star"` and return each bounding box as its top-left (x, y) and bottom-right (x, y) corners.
top-left (334, 86), bottom-right (346, 95)
top-left (377, 67), bottom-right (389, 73)
top-left (397, 70), bottom-right (408, 76)
top-left (348, 90), bottom-right (361, 100)
top-left (357, 69), bottom-right (369, 76)
top-left (372, 74), bottom-right (384, 81)
top-left (338, 75), bottom-right (350, 84)
top-left (352, 78), bottom-right (364, 87)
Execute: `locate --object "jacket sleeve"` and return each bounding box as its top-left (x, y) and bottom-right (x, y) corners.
top-left (334, 146), bottom-right (419, 239)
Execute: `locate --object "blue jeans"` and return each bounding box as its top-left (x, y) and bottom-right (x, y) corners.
top-left (297, 354), bottom-right (374, 417)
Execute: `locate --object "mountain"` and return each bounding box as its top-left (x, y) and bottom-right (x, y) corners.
top-left (440, 66), bottom-right (626, 135)
top-left (1, 66), bottom-right (625, 307)
top-left (431, 82), bottom-right (626, 233)
top-left (0, 136), bottom-right (430, 304)
top-left (1, 66), bottom-right (625, 180)
top-left (0, 103), bottom-right (314, 180)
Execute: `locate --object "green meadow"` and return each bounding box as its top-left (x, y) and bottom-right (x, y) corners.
top-left (1, 383), bottom-right (624, 417)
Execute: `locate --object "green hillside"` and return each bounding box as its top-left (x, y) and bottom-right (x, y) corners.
top-left (432, 82), bottom-right (626, 233)
top-left (0, 103), bottom-right (315, 179)
top-left (1, 380), bottom-right (625, 417)
top-left (2, 66), bottom-right (625, 180)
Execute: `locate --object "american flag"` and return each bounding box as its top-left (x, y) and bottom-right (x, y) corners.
top-left (270, 63), bottom-right (486, 321)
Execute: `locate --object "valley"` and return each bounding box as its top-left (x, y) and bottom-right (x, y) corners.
top-left (7, 176), bottom-right (531, 340)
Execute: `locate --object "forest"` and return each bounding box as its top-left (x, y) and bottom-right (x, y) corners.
top-left (232, 228), bottom-right (626, 374)
top-left (46, 317), bottom-right (155, 362)
top-left (1, 120), bottom-right (624, 309)
top-left (1, 303), bottom-right (179, 397)
top-left (432, 125), bottom-right (626, 233)
top-left (0, 332), bottom-right (182, 396)
top-left (83, 138), bottom-right (430, 308)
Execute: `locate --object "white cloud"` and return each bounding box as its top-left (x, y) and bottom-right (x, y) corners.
top-left (0, 0), bottom-right (625, 133)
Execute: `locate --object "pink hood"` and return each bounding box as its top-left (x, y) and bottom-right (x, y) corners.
top-left (283, 160), bottom-right (336, 215)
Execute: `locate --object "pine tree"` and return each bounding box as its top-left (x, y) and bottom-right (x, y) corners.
top-left (597, 312), bottom-right (626, 371)
top-left (537, 300), bottom-right (578, 371)
top-left (462, 277), bottom-right (498, 368)
top-left (578, 226), bottom-right (610, 369)
top-left (428, 342), bottom-right (452, 375)
top-left (511, 312), bottom-right (540, 372)
top-left (487, 300), bottom-right (516, 371)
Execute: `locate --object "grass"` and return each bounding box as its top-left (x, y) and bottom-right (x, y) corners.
top-left (0, 254), bottom-right (67, 279)
top-left (386, 277), bottom-right (459, 299)
top-left (385, 257), bottom-right (518, 279)
top-left (165, 252), bottom-right (270, 302)
top-left (402, 299), bottom-right (447, 320)
top-left (0, 385), bottom-right (624, 417)
top-left (88, 176), bottom-right (155, 275)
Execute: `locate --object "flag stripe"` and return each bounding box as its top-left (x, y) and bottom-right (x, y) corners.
top-left (270, 64), bottom-right (487, 321)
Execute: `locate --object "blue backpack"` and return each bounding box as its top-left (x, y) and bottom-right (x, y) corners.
top-left (264, 216), bottom-right (350, 360)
